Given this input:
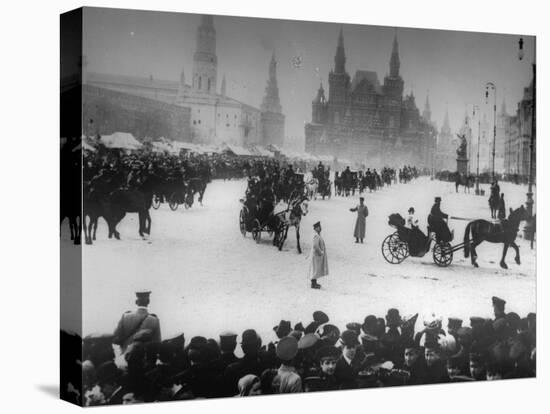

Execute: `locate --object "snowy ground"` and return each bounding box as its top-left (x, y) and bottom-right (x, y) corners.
top-left (72, 177), bottom-right (536, 344)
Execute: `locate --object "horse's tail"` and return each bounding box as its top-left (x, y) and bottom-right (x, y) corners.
top-left (464, 221), bottom-right (473, 258)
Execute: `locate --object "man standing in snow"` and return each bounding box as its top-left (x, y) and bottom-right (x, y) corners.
top-left (308, 222), bottom-right (328, 289)
top-left (350, 197), bottom-right (368, 243)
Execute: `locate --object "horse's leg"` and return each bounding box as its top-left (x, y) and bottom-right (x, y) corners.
top-left (69, 217), bottom-right (75, 241)
top-left (500, 244), bottom-right (509, 269)
top-left (470, 239), bottom-right (480, 267)
top-left (92, 216), bottom-right (98, 241)
top-left (511, 241), bottom-right (521, 265)
top-left (146, 210), bottom-right (151, 235)
top-left (296, 224), bottom-right (302, 254)
top-left (114, 212), bottom-right (124, 240)
top-left (138, 212), bottom-right (145, 238)
top-left (83, 214), bottom-right (90, 245)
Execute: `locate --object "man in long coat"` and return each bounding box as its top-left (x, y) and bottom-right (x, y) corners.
top-left (308, 222), bottom-right (328, 289)
top-left (113, 291), bottom-right (161, 354)
top-left (350, 197), bottom-right (368, 243)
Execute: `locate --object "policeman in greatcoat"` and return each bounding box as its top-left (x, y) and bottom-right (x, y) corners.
top-left (350, 197), bottom-right (368, 243)
top-left (113, 291), bottom-right (161, 354)
top-left (308, 222), bottom-right (329, 289)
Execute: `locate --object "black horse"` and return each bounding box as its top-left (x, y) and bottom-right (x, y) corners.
top-left (463, 205), bottom-right (528, 269)
top-left (186, 177), bottom-right (208, 206)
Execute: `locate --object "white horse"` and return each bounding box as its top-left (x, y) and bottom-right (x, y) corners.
top-left (275, 195), bottom-right (309, 253)
top-left (305, 172), bottom-right (319, 200)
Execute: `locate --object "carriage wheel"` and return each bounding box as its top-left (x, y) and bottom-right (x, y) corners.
top-left (381, 233), bottom-right (409, 264)
top-left (252, 219), bottom-right (262, 243)
top-left (433, 242), bottom-right (453, 267)
top-left (168, 193), bottom-right (179, 211)
top-left (152, 195), bottom-right (161, 210)
top-left (239, 209), bottom-right (247, 237)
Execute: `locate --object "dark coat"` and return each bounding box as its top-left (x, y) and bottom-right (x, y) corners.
top-left (334, 354), bottom-right (363, 389)
top-left (498, 198), bottom-right (506, 220)
top-left (223, 355), bottom-right (264, 396)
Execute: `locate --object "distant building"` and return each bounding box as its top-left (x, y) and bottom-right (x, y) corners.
top-left (504, 80), bottom-right (534, 180)
top-left (305, 29), bottom-right (436, 168)
top-left (86, 15), bottom-right (284, 147)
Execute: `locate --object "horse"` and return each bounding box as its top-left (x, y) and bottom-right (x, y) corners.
top-left (60, 196), bottom-right (81, 245)
top-left (186, 177), bottom-right (208, 206)
top-left (305, 176), bottom-right (319, 200)
top-left (463, 205), bottom-right (528, 269)
top-left (274, 195), bottom-right (309, 254)
top-left (454, 174), bottom-right (473, 193)
top-left (102, 188), bottom-right (151, 239)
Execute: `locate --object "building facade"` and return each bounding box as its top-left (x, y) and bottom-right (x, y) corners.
top-left (305, 30), bottom-right (436, 168)
top-left (85, 15), bottom-right (284, 147)
top-left (82, 84), bottom-right (191, 141)
top-left (504, 80), bottom-right (534, 180)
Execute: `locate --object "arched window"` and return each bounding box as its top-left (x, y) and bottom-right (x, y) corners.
top-left (208, 78), bottom-right (211, 92)
top-left (198, 76), bottom-right (202, 90)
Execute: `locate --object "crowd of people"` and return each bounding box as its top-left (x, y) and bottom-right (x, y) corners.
top-left (60, 293), bottom-right (536, 406)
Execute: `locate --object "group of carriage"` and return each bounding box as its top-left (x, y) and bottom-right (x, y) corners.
top-left (151, 176), bottom-right (207, 212)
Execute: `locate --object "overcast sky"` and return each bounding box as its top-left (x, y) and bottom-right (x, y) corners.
top-left (83, 7), bottom-right (535, 147)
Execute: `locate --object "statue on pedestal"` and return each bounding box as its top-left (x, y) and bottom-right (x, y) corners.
top-left (456, 133), bottom-right (469, 177)
top-left (456, 134), bottom-right (467, 159)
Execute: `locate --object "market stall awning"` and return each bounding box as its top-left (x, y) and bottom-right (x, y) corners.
top-left (223, 143), bottom-right (254, 156)
top-left (100, 132), bottom-right (142, 150)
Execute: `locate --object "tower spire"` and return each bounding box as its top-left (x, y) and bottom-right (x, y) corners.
top-left (193, 15), bottom-right (217, 94)
top-left (390, 30), bottom-right (400, 78)
top-left (221, 74), bottom-right (226, 96)
top-left (261, 53), bottom-right (282, 113)
top-left (422, 91), bottom-right (431, 122)
top-left (334, 26), bottom-right (346, 74)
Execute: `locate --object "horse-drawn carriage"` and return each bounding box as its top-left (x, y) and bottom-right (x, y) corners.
top-left (151, 176), bottom-right (208, 211)
top-left (239, 188), bottom-right (309, 253)
top-left (381, 214), bottom-right (454, 267)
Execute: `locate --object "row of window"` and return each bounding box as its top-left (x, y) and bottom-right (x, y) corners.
top-left (192, 119), bottom-right (238, 128)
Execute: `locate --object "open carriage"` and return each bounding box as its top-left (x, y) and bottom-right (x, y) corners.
top-left (381, 214), bottom-right (454, 267)
top-left (239, 199), bottom-right (286, 248)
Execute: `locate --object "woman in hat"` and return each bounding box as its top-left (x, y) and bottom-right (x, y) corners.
top-left (406, 207), bottom-right (419, 229)
top-left (349, 197), bottom-right (369, 243)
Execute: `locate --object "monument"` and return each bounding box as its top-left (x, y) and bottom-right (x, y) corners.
top-left (456, 133), bottom-right (469, 175)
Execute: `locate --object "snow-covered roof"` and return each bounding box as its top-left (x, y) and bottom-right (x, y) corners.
top-left (249, 145), bottom-right (274, 157)
top-left (100, 132), bottom-right (142, 150)
top-left (223, 144), bottom-right (254, 156)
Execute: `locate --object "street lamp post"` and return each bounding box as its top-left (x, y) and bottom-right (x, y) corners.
top-left (485, 82), bottom-right (497, 182)
top-left (473, 105), bottom-right (481, 194)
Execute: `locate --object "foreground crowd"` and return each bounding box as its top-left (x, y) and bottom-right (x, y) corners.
top-left (61, 294), bottom-right (536, 406)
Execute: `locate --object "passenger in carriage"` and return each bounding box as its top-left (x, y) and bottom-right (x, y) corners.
top-left (406, 207), bottom-right (419, 229)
